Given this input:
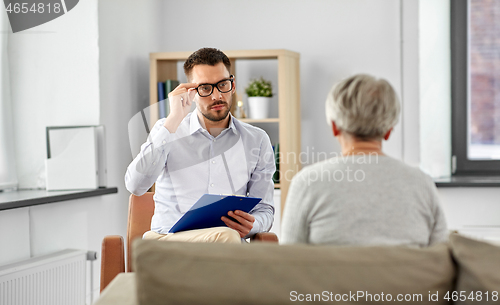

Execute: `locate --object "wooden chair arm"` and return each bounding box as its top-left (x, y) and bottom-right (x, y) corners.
top-left (251, 232), bottom-right (279, 243)
top-left (100, 235), bottom-right (125, 292)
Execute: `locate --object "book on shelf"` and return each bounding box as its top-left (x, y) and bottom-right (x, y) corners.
top-left (164, 80), bottom-right (179, 116)
top-left (273, 142), bottom-right (280, 184)
top-left (157, 82), bottom-right (166, 118)
top-left (157, 80), bottom-right (180, 119)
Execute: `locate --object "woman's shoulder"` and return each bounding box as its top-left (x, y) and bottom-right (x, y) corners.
top-left (377, 156), bottom-right (435, 185)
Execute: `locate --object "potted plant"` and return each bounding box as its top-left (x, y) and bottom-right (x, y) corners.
top-left (245, 77), bottom-right (273, 119)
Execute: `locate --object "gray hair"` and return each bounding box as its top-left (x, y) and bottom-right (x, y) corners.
top-left (325, 74), bottom-right (400, 140)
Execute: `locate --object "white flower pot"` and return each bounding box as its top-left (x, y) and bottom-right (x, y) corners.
top-left (248, 97), bottom-right (271, 119)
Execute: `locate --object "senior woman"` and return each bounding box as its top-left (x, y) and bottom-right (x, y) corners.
top-left (281, 74), bottom-right (448, 247)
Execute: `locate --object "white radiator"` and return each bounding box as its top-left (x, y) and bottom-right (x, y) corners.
top-left (0, 249), bottom-right (87, 305)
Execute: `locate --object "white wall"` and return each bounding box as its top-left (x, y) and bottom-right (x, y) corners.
top-left (161, 0), bottom-right (405, 161)
top-left (9, 0), bottom-right (100, 189)
top-left (419, 0), bottom-right (452, 177)
top-left (439, 187), bottom-right (500, 242)
top-left (401, 0), bottom-right (421, 167)
top-left (0, 0), bottom-right (164, 302)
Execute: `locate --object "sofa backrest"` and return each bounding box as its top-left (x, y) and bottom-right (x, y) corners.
top-left (133, 239), bottom-right (455, 305)
top-left (449, 233), bottom-right (500, 303)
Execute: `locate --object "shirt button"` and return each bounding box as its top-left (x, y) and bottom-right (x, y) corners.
top-left (210, 183), bottom-right (214, 187)
top-left (162, 140), bottom-right (166, 144)
top-left (152, 162), bottom-right (156, 165)
top-left (212, 160), bottom-right (215, 164)
top-left (213, 139), bottom-right (216, 142)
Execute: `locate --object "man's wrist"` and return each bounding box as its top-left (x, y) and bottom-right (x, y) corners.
top-left (163, 115), bottom-right (184, 133)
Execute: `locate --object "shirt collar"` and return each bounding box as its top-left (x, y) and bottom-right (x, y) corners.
top-left (189, 109), bottom-right (239, 136)
top-left (228, 114), bottom-right (239, 135)
top-left (189, 109), bottom-right (204, 135)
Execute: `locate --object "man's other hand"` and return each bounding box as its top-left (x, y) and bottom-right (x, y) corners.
top-left (221, 210), bottom-right (255, 238)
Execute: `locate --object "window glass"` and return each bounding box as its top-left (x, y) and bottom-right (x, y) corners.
top-left (468, 0), bottom-right (500, 160)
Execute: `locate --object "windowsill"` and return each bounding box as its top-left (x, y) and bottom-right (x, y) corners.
top-left (0, 187), bottom-right (118, 211)
top-left (434, 176), bottom-right (500, 187)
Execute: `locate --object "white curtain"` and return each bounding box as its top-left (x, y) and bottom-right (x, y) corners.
top-left (0, 9), bottom-right (18, 190)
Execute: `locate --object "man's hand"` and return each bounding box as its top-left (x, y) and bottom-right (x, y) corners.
top-left (221, 210), bottom-right (255, 238)
top-left (163, 83), bottom-right (197, 133)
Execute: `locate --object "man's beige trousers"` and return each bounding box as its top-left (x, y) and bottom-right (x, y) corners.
top-left (143, 227), bottom-right (241, 243)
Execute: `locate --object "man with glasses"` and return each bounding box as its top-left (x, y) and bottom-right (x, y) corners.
top-left (125, 48), bottom-right (276, 243)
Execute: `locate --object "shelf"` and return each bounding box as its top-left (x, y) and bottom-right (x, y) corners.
top-left (239, 118), bottom-right (279, 123)
top-left (434, 176), bottom-right (500, 187)
top-left (0, 187), bottom-right (118, 211)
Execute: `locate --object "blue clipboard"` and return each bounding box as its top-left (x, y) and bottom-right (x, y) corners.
top-left (168, 194), bottom-right (262, 233)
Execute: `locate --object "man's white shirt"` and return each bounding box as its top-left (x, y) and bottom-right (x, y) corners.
top-left (125, 109), bottom-right (276, 236)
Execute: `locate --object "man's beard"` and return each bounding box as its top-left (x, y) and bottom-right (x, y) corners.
top-left (200, 100), bottom-right (231, 122)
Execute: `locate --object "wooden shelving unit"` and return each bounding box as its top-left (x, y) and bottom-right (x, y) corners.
top-left (149, 49), bottom-right (301, 213)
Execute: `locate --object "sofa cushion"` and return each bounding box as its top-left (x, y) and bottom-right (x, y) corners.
top-left (450, 234), bottom-right (500, 304)
top-left (94, 273), bottom-right (137, 305)
top-left (133, 239), bottom-right (455, 305)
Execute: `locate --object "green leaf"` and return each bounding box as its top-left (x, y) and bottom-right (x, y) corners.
top-left (245, 77), bottom-right (273, 97)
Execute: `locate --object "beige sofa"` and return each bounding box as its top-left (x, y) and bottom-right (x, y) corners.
top-left (95, 234), bottom-right (500, 305)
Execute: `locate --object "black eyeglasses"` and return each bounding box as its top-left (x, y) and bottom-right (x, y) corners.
top-left (195, 75), bottom-right (234, 97)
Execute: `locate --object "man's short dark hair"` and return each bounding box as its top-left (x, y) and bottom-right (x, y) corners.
top-left (184, 48), bottom-right (231, 80)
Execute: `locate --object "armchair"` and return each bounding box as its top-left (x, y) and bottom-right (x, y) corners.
top-left (100, 192), bottom-right (278, 291)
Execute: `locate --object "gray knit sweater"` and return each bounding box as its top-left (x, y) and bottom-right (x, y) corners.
top-left (281, 155), bottom-right (448, 247)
